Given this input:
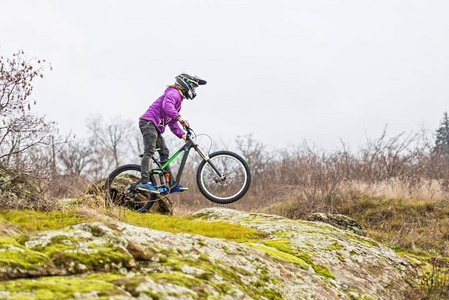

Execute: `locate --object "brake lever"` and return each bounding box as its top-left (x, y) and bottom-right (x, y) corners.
top-left (184, 125), bottom-right (192, 139)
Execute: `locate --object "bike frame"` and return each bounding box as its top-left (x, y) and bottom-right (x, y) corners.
top-left (149, 134), bottom-right (223, 191)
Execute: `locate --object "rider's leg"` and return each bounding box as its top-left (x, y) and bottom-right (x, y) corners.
top-left (156, 134), bottom-right (172, 175)
top-left (157, 134), bottom-right (188, 192)
top-left (138, 119), bottom-right (160, 193)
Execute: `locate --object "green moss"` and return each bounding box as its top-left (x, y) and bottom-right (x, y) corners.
top-left (147, 273), bottom-right (210, 296)
top-left (347, 233), bottom-right (379, 248)
top-left (273, 231), bottom-right (293, 237)
top-left (262, 239), bottom-right (295, 255)
top-left (152, 249), bottom-right (281, 299)
top-left (306, 222), bottom-right (342, 234)
top-left (199, 254), bottom-right (210, 262)
top-left (118, 210), bottom-right (267, 243)
top-left (196, 272), bottom-right (211, 281)
top-left (222, 246), bottom-right (236, 255)
top-left (0, 210), bottom-right (93, 235)
top-left (246, 243), bottom-right (309, 270)
top-left (260, 239), bottom-right (314, 265)
top-left (0, 274), bottom-right (125, 299)
top-left (16, 236), bottom-right (29, 246)
top-left (296, 253), bottom-right (313, 264)
top-left (216, 283), bottom-right (234, 293)
top-left (327, 242), bottom-right (343, 250)
top-left (312, 265), bottom-right (335, 279)
top-left (337, 254), bottom-right (346, 262)
top-left (32, 239), bottom-right (133, 273)
top-left (397, 252), bottom-right (429, 264)
top-left (50, 235), bottom-right (88, 245)
top-left (231, 266), bottom-right (253, 276)
top-left (186, 211), bottom-right (212, 219)
top-left (162, 255), bottom-right (242, 285)
top-left (0, 208), bottom-right (267, 245)
top-left (262, 288), bottom-right (283, 300)
top-left (0, 237), bottom-right (52, 271)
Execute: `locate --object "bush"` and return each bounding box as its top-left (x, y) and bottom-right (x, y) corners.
top-left (0, 167), bottom-right (55, 211)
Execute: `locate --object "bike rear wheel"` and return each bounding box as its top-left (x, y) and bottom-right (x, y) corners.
top-left (106, 164), bottom-right (155, 212)
top-left (196, 151), bottom-right (251, 204)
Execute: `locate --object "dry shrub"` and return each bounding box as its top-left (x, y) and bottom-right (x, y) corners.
top-left (0, 167), bottom-right (56, 211)
top-left (41, 174), bottom-right (90, 200)
top-left (0, 222), bottom-right (20, 236)
top-left (339, 178), bottom-right (449, 202)
top-left (134, 129), bottom-right (449, 217)
top-left (405, 257), bottom-right (449, 299)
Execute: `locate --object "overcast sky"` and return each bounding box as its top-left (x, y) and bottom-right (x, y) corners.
top-left (1, 0), bottom-right (448, 152)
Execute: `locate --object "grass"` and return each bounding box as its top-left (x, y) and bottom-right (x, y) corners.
top-left (336, 197), bottom-right (449, 257)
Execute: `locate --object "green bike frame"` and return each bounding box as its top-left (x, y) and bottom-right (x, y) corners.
top-left (149, 134), bottom-right (223, 191)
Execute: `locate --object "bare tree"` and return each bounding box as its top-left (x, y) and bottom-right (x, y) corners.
top-left (58, 138), bottom-right (92, 176)
top-left (0, 49), bottom-right (64, 173)
top-left (86, 115), bottom-right (134, 169)
top-left (235, 133), bottom-right (273, 193)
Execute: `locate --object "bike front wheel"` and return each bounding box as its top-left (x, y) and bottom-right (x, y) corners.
top-left (196, 151), bottom-right (251, 204)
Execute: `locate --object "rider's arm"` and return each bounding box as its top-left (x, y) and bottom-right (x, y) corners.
top-left (177, 117), bottom-right (190, 127)
top-left (163, 91), bottom-right (189, 139)
top-left (167, 118), bottom-right (185, 139)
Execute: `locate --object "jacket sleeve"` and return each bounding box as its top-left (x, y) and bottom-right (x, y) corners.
top-left (163, 92), bottom-right (184, 138)
top-left (168, 119), bottom-right (185, 139)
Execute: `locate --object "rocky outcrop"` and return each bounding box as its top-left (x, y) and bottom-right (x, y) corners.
top-left (307, 212), bottom-right (368, 236)
top-left (189, 208), bottom-right (417, 299)
top-left (0, 208), bottom-right (417, 299)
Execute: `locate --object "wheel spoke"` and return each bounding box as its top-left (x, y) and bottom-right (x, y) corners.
top-left (198, 153), bottom-right (249, 202)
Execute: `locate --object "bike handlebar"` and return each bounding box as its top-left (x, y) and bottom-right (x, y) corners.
top-left (184, 125), bottom-right (193, 139)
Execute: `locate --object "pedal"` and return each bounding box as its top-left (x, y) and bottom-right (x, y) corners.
top-left (169, 187), bottom-right (181, 194)
top-left (157, 187), bottom-right (168, 193)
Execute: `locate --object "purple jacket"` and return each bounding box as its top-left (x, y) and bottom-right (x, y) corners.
top-left (140, 87), bottom-right (185, 138)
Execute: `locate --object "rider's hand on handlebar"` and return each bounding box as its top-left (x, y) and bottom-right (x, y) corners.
top-left (178, 118), bottom-right (190, 128)
top-left (181, 134), bottom-right (187, 143)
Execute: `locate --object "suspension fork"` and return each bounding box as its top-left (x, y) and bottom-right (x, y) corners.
top-left (188, 136), bottom-right (224, 178)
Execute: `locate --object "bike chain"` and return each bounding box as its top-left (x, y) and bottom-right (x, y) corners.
top-left (147, 193), bottom-right (170, 203)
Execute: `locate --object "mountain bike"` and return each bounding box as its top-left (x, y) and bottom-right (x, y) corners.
top-left (105, 126), bottom-right (251, 213)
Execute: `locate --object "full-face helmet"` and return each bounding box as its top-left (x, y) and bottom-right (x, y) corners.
top-left (175, 73), bottom-right (207, 99)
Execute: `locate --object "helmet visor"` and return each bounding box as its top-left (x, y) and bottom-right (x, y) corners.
top-left (187, 79), bottom-right (198, 89)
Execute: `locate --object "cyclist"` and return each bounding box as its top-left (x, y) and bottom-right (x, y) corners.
top-left (138, 73), bottom-right (207, 193)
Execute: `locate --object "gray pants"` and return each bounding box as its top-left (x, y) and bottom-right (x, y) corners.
top-left (139, 119), bottom-right (171, 184)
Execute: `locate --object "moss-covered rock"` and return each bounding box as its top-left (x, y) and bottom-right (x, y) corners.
top-left (189, 208), bottom-right (419, 299)
top-left (307, 212), bottom-right (368, 236)
top-left (0, 208), bottom-right (421, 299)
top-left (0, 237), bottom-right (62, 280)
